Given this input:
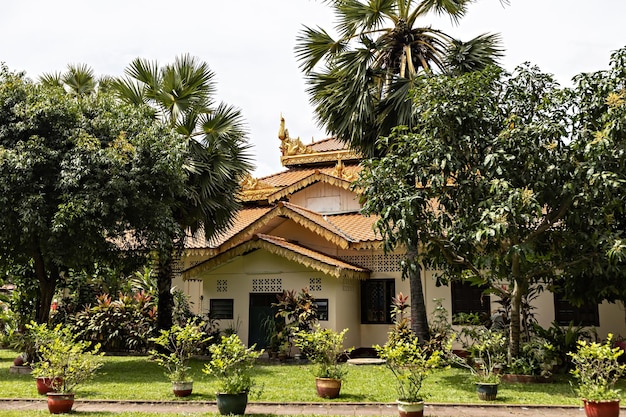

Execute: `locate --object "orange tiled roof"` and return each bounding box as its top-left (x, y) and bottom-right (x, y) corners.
top-left (258, 164), bottom-right (359, 187)
top-left (183, 200), bottom-right (382, 256)
top-left (184, 207), bottom-right (273, 251)
top-left (326, 213), bottom-right (380, 242)
top-left (308, 137), bottom-right (346, 152)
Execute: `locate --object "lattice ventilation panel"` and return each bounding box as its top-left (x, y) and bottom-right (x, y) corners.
top-left (339, 253), bottom-right (403, 272)
top-left (309, 278), bottom-right (322, 292)
top-left (216, 279), bottom-right (228, 293)
top-left (252, 278), bottom-right (283, 293)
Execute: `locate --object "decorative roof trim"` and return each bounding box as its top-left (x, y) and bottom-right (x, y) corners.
top-left (208, 202), bottom-right (358, 254)
top-left (281, 149), bottom-right (361, 167)
top-left (182, 234), bottom-right (370, 281)
top-left (267, 171), bottom-right (362, 203)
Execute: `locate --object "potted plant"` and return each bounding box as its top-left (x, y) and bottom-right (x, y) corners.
top-left (293, 324), bottom-right (351, 399)
top-left (203, 334), bottom-right (263, 415)
top-left (25, 322), bottom-right (62, 395)
top-left (150, 319), bottom-right (210, 397)
top-left (373, 293), bottom-right (440, 417)
top-left (447, 328), bottom-right (506, 401)
top-left (569, 333), bottom-right (626, 417)
top-left (30, 325), bottom-right (104, 414)
top-left (375, 335), bottom-right (440, 417)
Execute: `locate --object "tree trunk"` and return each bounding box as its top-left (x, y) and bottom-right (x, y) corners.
top-left (33, 246), bottom-right (57, 324)
top-left (407, 244), bottom-right (430, 342)
top-left (156, 251), bottom-right (174, 331)
top-left (508, 253), bottom-right (523, 359)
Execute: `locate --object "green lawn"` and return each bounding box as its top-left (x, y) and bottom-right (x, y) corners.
top-left (0, 348), bottom-right (612, 406)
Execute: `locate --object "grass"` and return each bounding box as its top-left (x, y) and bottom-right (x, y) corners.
top-left (2, 348), bottom-right (622, 406)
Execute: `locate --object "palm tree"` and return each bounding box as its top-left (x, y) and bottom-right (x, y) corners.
top-left (296, 0), bottom-right (505, 341)
top-left (296, 0), bottom-right (504, 157)
top-left (113, 54), bottom-right (253, 330)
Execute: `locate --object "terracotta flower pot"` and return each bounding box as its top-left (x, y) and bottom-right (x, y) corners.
top-left (583, 399), bottom-right (620, 417)
top-left (47, 392), bottom-right (75, 414)
top-left (315, 377), bottom-right (342, 398)
top-left (36, 377), bottom-right (62, 395)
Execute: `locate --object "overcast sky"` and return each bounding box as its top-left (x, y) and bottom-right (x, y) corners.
top-left (2, 1), bottom-right (625, 177)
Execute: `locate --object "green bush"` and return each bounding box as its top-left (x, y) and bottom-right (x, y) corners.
top-left (70, 292), bottom-right (157, 353)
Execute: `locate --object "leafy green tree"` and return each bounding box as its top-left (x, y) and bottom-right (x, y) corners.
top-left (297, 0), bottom-right (505, 342)
top-left (557, 49), bottom-right (626, 306)
top-left (113, 55), bottom-right (253, 330)
top-left (0, 65), bottom-right (187, 324)
top-left (358, 48), bottom-right (626, 357)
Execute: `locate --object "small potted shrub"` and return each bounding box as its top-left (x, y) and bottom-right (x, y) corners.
top-left (30, 325), bottom-right (104, 414)
top-left (447, 328), bottom-right (506, 401)
top-left (375, 335), bottom-right (440, 417)
top-left (569, 333), bottom-right (626, 417)
top-left (293, 324), bottom-right (351, 399)
top-left (25, 322), bottom-right (63, 395)
top-left (150, 319), bottom-right (210, 397)
top-left (374, 293), bottom-right (440, 417)
top-left (203, 334), bottom-right (263, 415)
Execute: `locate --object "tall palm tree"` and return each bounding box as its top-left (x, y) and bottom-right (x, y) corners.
top-left (296, 0), bottom-right (505, 342)
top-left (113, 54), bottom-right (253, 330)
top-left (296, 0), bottom-right (504, 157)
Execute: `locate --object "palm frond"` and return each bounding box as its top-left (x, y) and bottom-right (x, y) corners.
top-left (414, 0), bottom-right (472, 25)
top-left (39, 72), bottom-right (63, 88)
top-left (296, 26), bottom-right (346, 73)
top-left (445, 33), bottom-right (504, 75)
top-left (62, 63), bottom-right (96, 96)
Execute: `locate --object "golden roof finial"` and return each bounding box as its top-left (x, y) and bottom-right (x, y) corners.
top-left (278, 113), bottom-right (288, 141)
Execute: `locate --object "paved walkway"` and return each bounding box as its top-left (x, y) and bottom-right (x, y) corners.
top-left (0, 399), bottom-right (592, 416)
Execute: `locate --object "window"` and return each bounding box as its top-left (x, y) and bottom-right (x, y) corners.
top-left (210, 299), bottom-right (234, 320)
top-left (554, 292), bottom-right (599, 327)
top-left (315, 299), bottom-right (329, 321)
top-left (361, 279), bottom-right (395, 324)
top-left (451, 280), bottom-right (491, 323)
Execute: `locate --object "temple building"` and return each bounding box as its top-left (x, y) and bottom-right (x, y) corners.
top-left (174, 117), bottom-right (626, 349)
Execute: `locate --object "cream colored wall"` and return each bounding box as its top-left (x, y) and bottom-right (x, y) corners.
top-left (531, 289), bottom-right (626, 338)
top-left (183, 249), bottom-right (626, 350)
top-left (196, 249), bottom-right (361, 346)
top-left (325, 278), bottom-right (361, 349)
top-left (420, 275), bottom-right (626, 341)
top-left (289, 182), bottom-right (360, 214)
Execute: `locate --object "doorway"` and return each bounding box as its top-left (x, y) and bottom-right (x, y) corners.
top-left (248, 293), bottom-right (281, 348)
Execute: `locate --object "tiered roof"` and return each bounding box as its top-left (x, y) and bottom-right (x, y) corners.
top-left (182, 117), bottom-right (381, 280)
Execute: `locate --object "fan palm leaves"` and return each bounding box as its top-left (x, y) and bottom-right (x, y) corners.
top-left (40, 64), bottom-right (98, 96)
top-left (296, 0), bottom-right (505, 157)
top-left (113, 55), bottom-right (252, 330)
top-left (113, 54), bottom-right (252, 236)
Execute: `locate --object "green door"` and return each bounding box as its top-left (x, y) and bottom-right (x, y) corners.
top-left (248, 293), bottom-right (280, 348)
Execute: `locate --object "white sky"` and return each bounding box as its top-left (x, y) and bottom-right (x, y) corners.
top-left (1, 0), bottom-right (625, 177)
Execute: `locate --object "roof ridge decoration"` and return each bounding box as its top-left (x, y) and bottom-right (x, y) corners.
top-left (278, 114), bottom-right (314, 158)
top-left (239, 173), bottom-right (279, 201)
top-left (278, 115), bottom-right (361, 167)
top-left (330, 157), bottom-right (359, 182)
